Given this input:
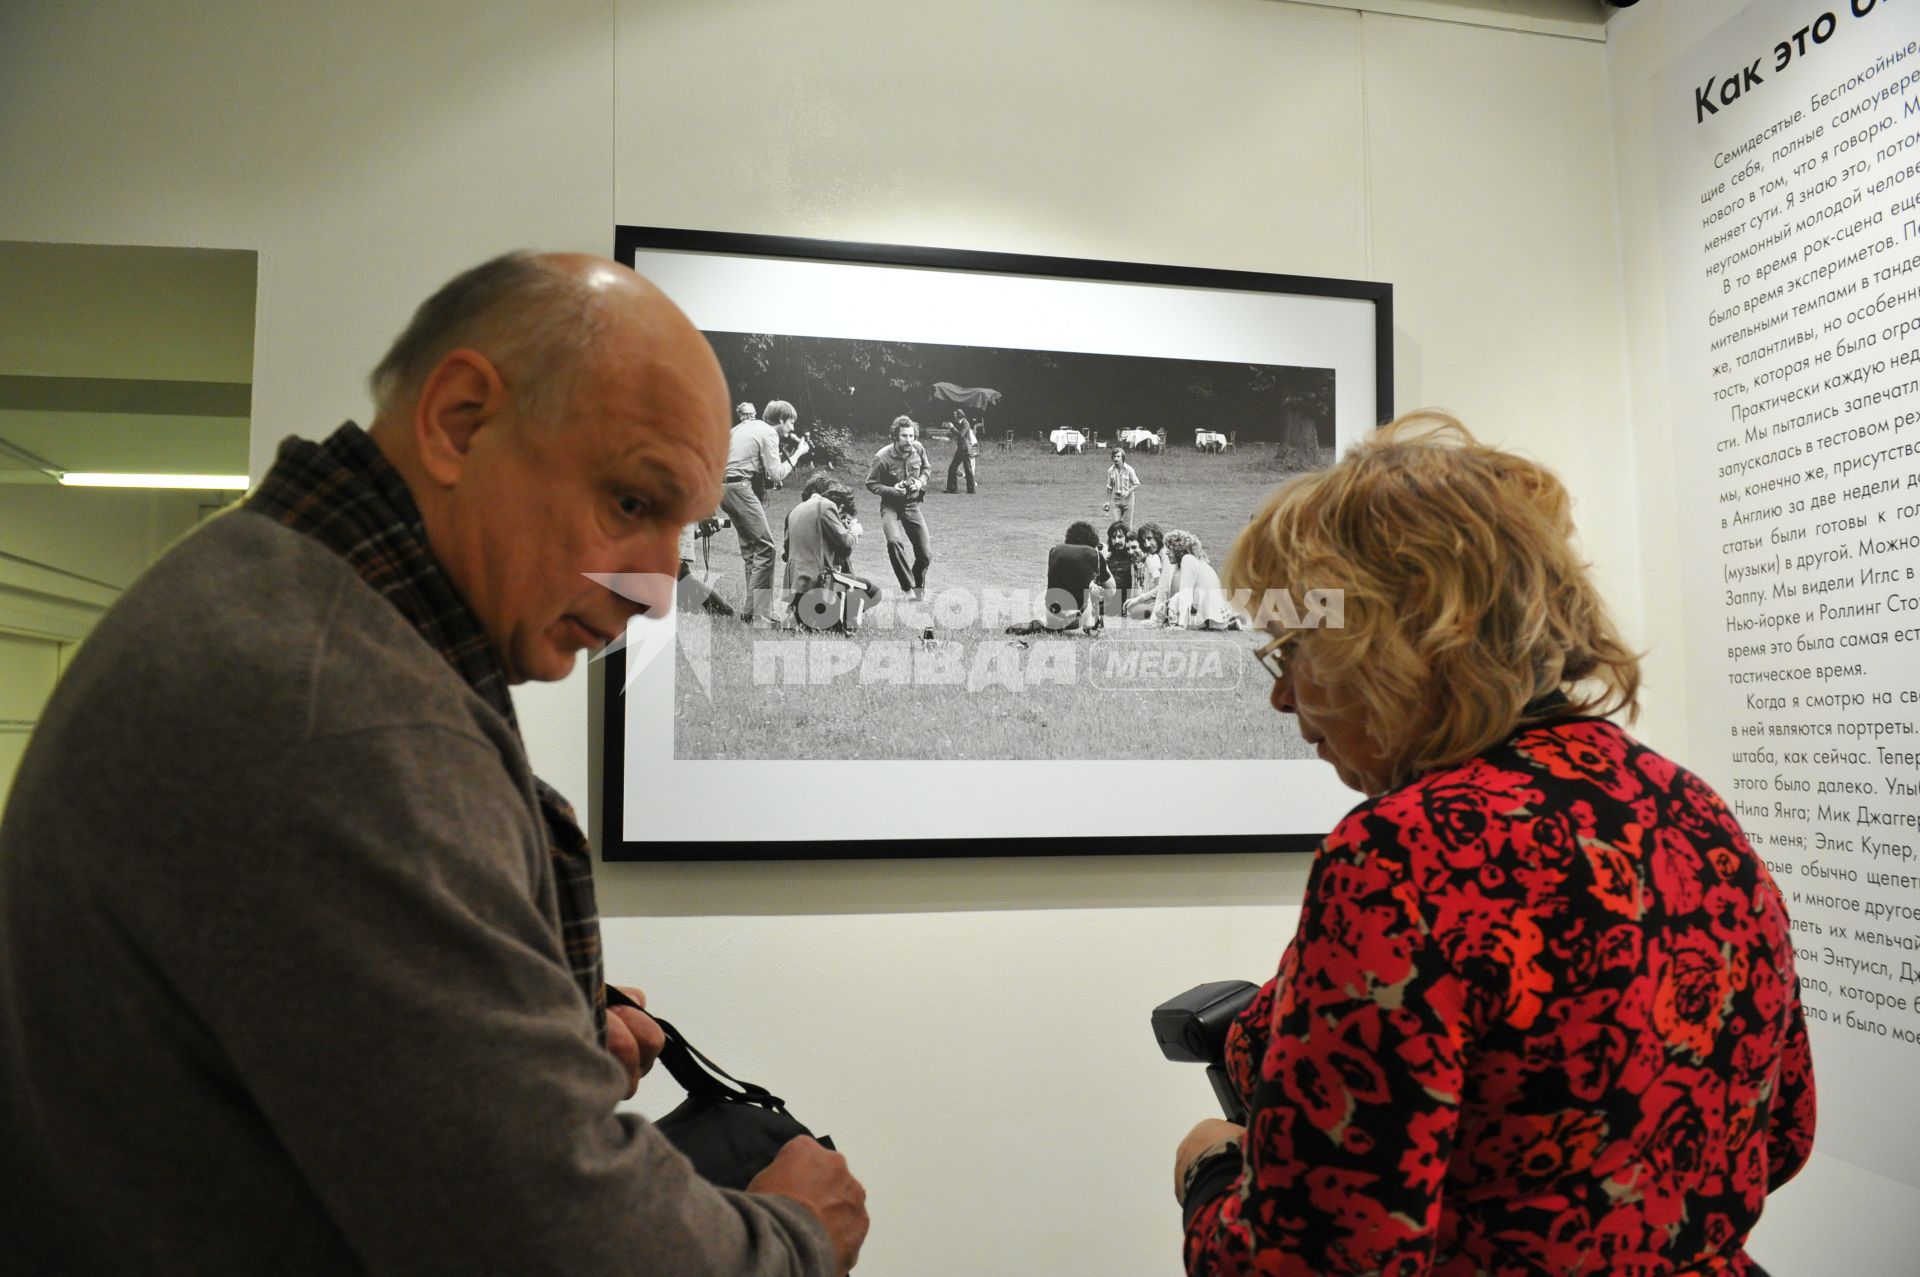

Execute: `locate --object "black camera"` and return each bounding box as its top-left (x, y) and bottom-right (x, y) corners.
top-left (695, 515), bottom-right (733, 539)
top-left (1151, 980), bottom-right (1258, 1124)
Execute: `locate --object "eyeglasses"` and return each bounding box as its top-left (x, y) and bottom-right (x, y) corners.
top-left (1252, 632), bottom-right (1300, 682)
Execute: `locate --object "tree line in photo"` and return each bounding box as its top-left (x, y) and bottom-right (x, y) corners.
top-left (705, 329), bottom-right (1334, 457)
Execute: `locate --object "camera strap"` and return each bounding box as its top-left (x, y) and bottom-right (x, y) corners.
top-left (607, 985), bottom-right (790, 1109)
top-left (648, 1013), bottom-right (788, 1110)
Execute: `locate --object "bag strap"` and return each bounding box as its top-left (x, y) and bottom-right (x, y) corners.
top-left (605, 988), bottom-right (787, 1107)
top-left (647, 1013), bottom-right (787, 1110)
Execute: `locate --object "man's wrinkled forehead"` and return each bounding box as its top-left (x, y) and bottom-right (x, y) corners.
top-left (590, 330), bottom-right (725, 471)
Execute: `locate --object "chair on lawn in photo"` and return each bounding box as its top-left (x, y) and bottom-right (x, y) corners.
top-left (1090, 429), bottom-right (1108, 451)
top-left (998, 428), bottom-right (1015, 451)
top-left (1221, 431), bottom-right (1236, 453)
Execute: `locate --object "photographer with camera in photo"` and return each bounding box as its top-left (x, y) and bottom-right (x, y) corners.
top-left (783, 477), bottom-right (879, 633)
top-left (722, 398), bottom-right (809, 625)
top-left (864, 415), bottom-right (933, 601)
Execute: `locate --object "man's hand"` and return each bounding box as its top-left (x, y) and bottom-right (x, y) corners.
top-left (792, 436), bottom-right (811, 459)
top-left (604, 985), bottom-right (666, 1099)
top-left (1173, 1118), bottom-right (1246, 1203)
top-left (748, 1136), bottom-right (869, 1276)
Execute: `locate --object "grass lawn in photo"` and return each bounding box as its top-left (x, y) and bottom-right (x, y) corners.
top-left (673, 440), bottom-right (1331, 761)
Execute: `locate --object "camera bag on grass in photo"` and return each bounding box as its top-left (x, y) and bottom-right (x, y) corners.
top-left (627, 997), bottom-right (834, 1190)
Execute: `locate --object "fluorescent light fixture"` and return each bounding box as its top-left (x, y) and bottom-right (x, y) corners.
top-left (58, 472), bottom-right (249, 490)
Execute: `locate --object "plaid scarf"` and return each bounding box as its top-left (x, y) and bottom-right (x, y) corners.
top-left (245, 422), bottom-right (607, 1040)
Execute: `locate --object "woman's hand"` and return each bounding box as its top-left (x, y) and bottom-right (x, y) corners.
top-left (1174, 1118), bottom-right (1246, 1203)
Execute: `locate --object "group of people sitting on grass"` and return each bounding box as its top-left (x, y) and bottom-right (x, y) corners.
top-left (755, 473), bottom-right (1237, 638)
top-left (1014, 518), bottom-right (1240, 635)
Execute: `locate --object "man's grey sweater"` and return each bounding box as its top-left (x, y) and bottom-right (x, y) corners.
top-left (0, 511), bottom-right (833, 1276)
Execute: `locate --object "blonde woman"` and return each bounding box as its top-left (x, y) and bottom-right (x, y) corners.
top-left (1173, 414), bottom-right (1813, 1277)
top-left (1152, 529), bottom-right (1237, 630)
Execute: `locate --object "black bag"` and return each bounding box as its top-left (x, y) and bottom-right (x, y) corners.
top-left (645, 1012), bottom-right (834, 1191)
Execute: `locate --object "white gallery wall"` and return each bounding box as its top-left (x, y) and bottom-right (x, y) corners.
top-left (0, 2), bottom-right (1682, 1273)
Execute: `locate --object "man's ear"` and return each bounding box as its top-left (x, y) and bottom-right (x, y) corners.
top-left (413, 349), bottom-right (509, 487)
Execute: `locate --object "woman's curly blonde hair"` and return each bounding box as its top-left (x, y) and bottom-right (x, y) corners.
top-left (1223, 411), bottom-right (1640, 788)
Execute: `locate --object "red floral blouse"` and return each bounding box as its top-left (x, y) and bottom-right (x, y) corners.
top-left (1185, 718), bottom-right (1815, 1276)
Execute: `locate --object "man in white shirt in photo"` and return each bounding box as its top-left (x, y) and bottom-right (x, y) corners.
top-left (722, 397), bottom-right (809, 623)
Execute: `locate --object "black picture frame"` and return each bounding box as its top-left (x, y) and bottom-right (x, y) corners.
top-left (600, 226), bottom-right (1392, 862)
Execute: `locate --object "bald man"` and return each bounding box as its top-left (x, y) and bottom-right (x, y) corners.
top-left (0, 253), bottom-right (866, 1276)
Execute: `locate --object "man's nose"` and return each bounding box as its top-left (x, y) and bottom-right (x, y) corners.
top-left (586, 570), bottom-right (678, 618)
top-left (587, 533), bottom-right (683, 619)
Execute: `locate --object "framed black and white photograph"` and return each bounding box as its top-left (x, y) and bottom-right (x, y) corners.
top-left (600, 226), bottom-right (1390, 860)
